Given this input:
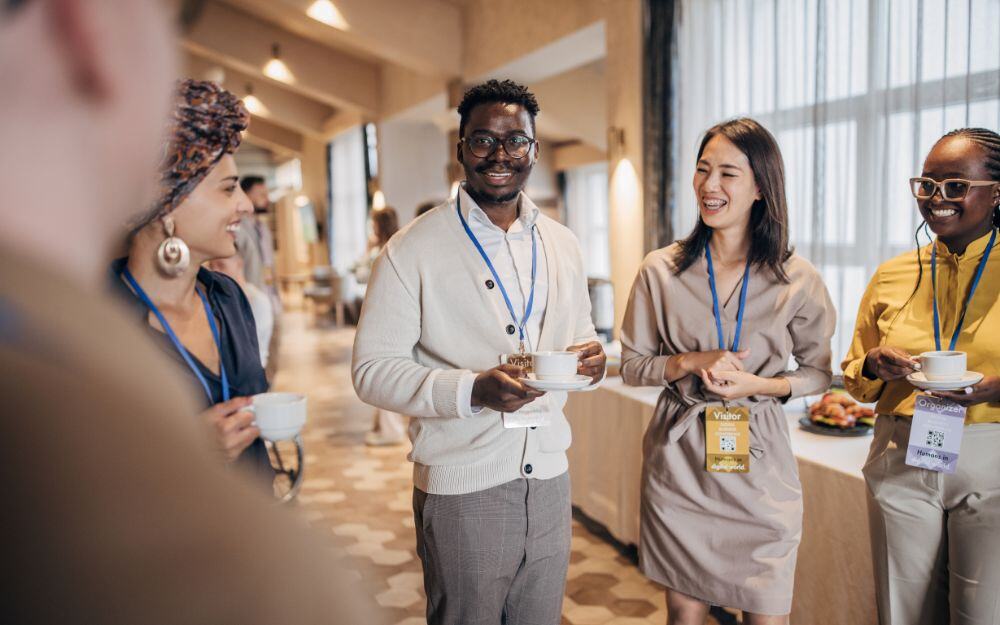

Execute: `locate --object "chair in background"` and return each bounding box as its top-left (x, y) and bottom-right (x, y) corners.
top-left (303, 265), bottom-right (346, 326)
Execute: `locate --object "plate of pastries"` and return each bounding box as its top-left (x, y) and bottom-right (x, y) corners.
top-left (799, 392), bottom-right (876, 437)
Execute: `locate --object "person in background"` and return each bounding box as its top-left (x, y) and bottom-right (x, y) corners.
top-left (621, 118), bottom-right (835, 625)
top-left (236, 175), bottom-right (276, 292)
top-left (355, 207), bottom-right (407, 446)
top-left (208, 245), bottom-right (274, 372)
top-left (237, 174), bottom-right (281, 374)
top-left (353, 79), bottom-right (606, 625)
top-left (842, 128), bottom-right (1000, 625)
top-left (353, 206), bottom-right (400, 285)
top-left (0, 1), bottom-right (374, 623)
top-left (347, 206), bottom-right (399, 325)
top-left (110, 79), bottom-right (273, 483)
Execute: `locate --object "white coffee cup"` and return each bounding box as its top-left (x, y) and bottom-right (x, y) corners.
top-left (248, 392), bottom-right (307, 441)
top-left (532, 351), bottom-right (579, 380)
top-left (919, 351), bottom-right (966, 381)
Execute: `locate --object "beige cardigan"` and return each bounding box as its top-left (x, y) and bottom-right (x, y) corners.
top-left (352, 192), bottom-right (598, 495)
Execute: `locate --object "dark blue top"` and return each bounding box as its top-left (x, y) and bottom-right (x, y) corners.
top-left (109, 258), bottom-right (273, 483)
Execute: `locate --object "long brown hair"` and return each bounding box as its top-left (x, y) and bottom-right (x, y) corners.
top-left (674, 118), bottom-right (793, 282)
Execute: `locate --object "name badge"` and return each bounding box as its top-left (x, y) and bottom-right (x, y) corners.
top-left (906, 394), bottom-right (966, 473)
top-left (499, 353), bottom-right (549, 429)
top-left (705, 405), bottom-right (750, 473)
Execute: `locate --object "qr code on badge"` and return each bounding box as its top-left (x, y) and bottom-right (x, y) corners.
top-left (719, 435), bottom-right (737, 453)
top-left (925, 429), bottom-right (945, 448)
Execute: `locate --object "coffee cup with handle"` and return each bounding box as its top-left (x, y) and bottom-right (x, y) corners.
top-left (919, 351), bottom-right (966, 381)
top-left (246, 392), bottom-right (307, 441)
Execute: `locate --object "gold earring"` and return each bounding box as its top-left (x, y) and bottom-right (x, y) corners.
top-left (156, 216), bottom-right (190, 277)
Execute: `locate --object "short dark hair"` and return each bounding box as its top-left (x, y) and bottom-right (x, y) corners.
top-left (414, 201), bottom-right (438, 218)
top-left (239, 175), bottom-right (266, 193)
top-left (457, 79), bottom-right (540, 138)
top-left (675, 118), bottom-right (792, 283)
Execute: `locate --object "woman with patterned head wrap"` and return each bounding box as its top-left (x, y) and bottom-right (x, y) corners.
top-left (109, 79), bottom-right (273, 482)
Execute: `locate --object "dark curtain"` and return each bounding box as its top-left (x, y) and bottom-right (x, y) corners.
top-left (643, 0), bottom-right (679, 251)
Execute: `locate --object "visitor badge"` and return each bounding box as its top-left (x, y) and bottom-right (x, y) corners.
top-left (499, 353), bottom-right (550, 429)
top-left (906, 394), bottom-right (966, 473)
top-left (705, 405), bottom-right (750, 473)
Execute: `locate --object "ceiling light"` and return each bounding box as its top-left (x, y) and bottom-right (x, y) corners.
top-left (242, 83), bottom-right (268, 116)
top-left (372, 190), bottom-right (386, 210)
top-left (295, 194), bottom-right (311, 207)
top-left (263, 43), bottom-right (295, 84)
top-left (306, 0), bottom-right (349, 29)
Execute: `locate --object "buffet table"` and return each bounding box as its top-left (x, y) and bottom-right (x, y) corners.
top-left (565, 377), bottom-right (877, 625)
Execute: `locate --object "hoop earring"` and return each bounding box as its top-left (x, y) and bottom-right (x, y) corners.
top-left (156, 216), bottom-right (190, 277)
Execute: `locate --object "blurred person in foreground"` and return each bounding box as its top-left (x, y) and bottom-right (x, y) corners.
top-left (0, 1), bottom-right (375, 623)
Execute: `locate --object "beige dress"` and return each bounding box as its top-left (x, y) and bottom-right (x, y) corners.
top-left (620, 243), bottom-right (835, 615)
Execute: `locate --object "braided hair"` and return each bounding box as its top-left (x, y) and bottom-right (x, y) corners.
top-left (898, 127), bottom-right (1000, 319)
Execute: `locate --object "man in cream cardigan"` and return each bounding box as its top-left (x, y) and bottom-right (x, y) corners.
top-left (353, 80), bottom-right (606, 625)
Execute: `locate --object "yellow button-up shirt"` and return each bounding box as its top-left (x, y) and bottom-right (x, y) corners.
top-left (842, 230), bottom-right (1000, 424)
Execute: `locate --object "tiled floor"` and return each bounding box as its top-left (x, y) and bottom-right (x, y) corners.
top-left (272, 312), bottom-right (729, 625)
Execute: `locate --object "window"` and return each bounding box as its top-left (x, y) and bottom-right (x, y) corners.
top-left (329, 126), bottom-right (369, 271)
top-left (565, 162), bottom-right (611, 279)
top-left (674, 0), bottom-right (1000, 365)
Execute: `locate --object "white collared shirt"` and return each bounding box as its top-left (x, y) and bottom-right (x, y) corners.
top-left (455, 188), bottom-right (549, 417)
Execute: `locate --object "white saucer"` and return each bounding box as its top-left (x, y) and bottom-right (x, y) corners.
top-left (906, 370), bottom-right (983, 391)
top-left (521, 374), bottom-right (593, 392)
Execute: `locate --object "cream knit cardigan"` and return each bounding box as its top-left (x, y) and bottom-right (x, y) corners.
top-left (352, 193), bottom-right (599, 495)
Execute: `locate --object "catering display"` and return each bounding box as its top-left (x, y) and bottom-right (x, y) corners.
top-left (799, 392), bottom-right (875, 437)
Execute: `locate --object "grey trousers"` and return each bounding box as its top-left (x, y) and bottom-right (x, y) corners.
top-left (412, 473), bottom-right (572, 625)
top-left (863, 415), bottom-right (1000, 625)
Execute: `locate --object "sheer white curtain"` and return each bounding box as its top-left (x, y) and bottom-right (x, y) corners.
top-left (329, 127), bottom-right (369, 272)
top-left (565, 162), bottom-right (611, 279)
top-left (674, 0), bottom-right (1000, 368)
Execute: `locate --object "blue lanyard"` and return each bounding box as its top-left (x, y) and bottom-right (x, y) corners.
top-left (705, 245), bottom-right (751, 352)
top-left (121, 267), bottom-right (230, 403)
top-left (456, 195), bottom-right (537, 348)
top-left (931, 228), bottom-right (996, 351)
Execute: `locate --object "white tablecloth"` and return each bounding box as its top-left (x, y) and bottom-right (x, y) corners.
top-left (565, 377), bottom-right (877, 625)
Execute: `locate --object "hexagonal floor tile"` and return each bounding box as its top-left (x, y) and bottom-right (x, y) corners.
top-left (375, 588), bottom-right (422, 609)
top-left (564, 604), bottom-right (615, 625)
top-left (331, 523), bottom-right (369, 537)
top-left (370, 549), bottom-right (413, 566)
top-left (387, 571), bottom-right (424, 590)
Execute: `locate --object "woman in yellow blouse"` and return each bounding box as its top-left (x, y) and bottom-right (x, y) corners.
top-left (842, 128), bottom-right (1000, 625)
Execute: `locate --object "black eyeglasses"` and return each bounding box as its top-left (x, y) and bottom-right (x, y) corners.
top-left (461, 134), bottom-right (536, 159)
top-left (910, 177), bottom-right (999, 201)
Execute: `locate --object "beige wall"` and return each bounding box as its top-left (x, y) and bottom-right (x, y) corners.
top-left (379, 119), bottom-right (450, 223)
top-left (605, 0), bottom-right (645, 336)
top-left (461, 0), bottom-right (605, 79)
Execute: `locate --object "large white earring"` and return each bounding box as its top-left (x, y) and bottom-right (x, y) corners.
top-left (156, 216), bottom-right (190, 277)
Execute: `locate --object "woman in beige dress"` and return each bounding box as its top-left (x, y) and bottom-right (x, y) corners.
top-left (621, 118), bottom-right (835, 624)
